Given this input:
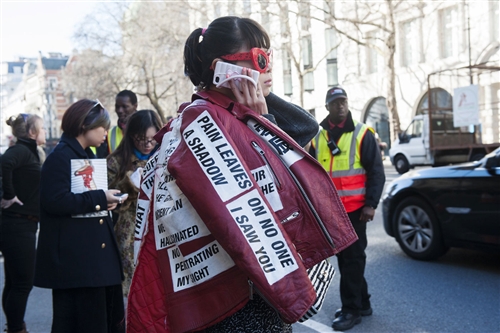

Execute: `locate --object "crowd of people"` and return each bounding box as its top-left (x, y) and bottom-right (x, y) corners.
top-left (0, 15), bottom-right (384, 333)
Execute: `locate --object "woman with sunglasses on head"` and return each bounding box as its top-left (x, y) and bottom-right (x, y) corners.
top-left (127, 16), bottom-right (356, 333)
top-left (0, 114), bottom-right (45, 333)
top-left (107, 110), bottom-right (163, 298)
top-left (34, 100), bottom-right (128, 333)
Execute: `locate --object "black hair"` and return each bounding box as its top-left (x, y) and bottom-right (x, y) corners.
top-left (108, 109), bottom-right (163, 181)
top-left (184, 16), bottom-right (270, 90)
top-left (116, 90), bottom-right (138, 105)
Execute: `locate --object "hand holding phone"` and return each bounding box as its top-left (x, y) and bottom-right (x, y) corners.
top-left (114, 193), bottom-right (129, 204)
top-left (213, 62), bottom-right (260, 91)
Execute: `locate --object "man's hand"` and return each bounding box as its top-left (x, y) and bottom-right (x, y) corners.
top-left (360, 205), bottom-right (375, 223)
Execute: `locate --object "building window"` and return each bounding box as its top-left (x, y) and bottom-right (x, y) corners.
top-left (491, 1), bottom-right (499, 42)
top-left (401, 19), bottom-right (420, 66)
top-left (323, 1), bottom-right (334, 22)
top-left (227, 3), bottom-right (235, 15)
top-left (327, 60), bottom-right (338, 87)
top-left (366, 30), bottom-right (378, 73)
top-left (302, 36), bottom-right (314, 91)
top-left (325, 28), bottom-right (338, 85)
top-left (283, 47), bottom-right (293, 96)
top-left (299, 2), bottom-right (311, 31)
top-left (279, 2), bottom-right (289, 38)
top-left (48, 77), bottom-right (58, 90)
top-left (416, 87), bottom-right (453, 115)
top-left (304, 72), bottom-right (314, 92)
top-left (243, 0), bottom-right (251, 15)
top-left (214, 3), bottom-right (221, 17)
top-left (439, 6), bottom-right (460, 59)
top-left (260, 2), bottom-right (270, 33)
top-left (325, 29), bottom-right (337, 60)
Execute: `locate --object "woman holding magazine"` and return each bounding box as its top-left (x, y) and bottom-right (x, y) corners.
top-left (34, 99), bottom-right (127, 333)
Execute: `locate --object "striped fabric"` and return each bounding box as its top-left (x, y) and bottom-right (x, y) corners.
top-left (299, 259), bottom-right (335, 322)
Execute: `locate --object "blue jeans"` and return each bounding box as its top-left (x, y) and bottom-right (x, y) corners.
top-left (0, 214), bottom-right (37, 332)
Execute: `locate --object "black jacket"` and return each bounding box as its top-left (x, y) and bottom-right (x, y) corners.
top-left (34, 133), bottom-right (123, 289)
top-left (1, 138), bottom-right (41, 217)
top-left (311, 112), bottom-right (385, 209)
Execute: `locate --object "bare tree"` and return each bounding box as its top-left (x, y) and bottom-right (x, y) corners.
top-left (311, 0), bottom-right (404, 136)
top-left (118, 2), bottom-right (192, 120)
top-left (309, 0), bottom-right (443, 137)
top-left (255, 1), bottom-right (339, 109)
top-left (65, 2), bottom-right (192, 122)
top-left (256, 0), bottom-right (446, 139)
top-left (63, 49), bottom-right (121, 109)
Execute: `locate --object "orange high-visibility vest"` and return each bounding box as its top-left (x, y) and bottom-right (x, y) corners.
top-left (312, 121), bottom-right (372, 212)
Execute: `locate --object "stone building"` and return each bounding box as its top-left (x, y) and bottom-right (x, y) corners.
top-left (190, 1), bottom-right (499, 150)
top-left (1, 60), bottom-right (26, 148)
top-left (1, 52), bottom-right (69, 147)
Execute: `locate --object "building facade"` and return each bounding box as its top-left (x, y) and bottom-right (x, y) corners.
top-left (1, 52), bottom-right (69, 148)
top-left (2, 1), bottom-right (498, 152)
top-left (191, 0), bottom-right (499, 150)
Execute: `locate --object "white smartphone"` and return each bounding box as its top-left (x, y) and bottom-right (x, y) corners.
top-left (213, 62), bottom-right (260, 91)
top-left (114, 193), bottom-right (129, 200)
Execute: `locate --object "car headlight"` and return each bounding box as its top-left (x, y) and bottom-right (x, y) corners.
top-left (384, 180), bottom-right (397, 197)
top-left (385, 178), bottom-right (415, 199)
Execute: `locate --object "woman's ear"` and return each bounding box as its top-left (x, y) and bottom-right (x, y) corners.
top-left (210, 58), bottom-right (221, 71)
top-left (28, 126), bottom-right (37, 139)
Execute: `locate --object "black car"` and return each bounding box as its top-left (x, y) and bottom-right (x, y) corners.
top-left (383, 147), bottom-right (500, 260)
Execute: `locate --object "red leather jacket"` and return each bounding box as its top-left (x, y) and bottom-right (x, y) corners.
top-left (127, 91), bottom-right (357, 333)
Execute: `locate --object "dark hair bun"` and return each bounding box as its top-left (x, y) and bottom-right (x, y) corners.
top-left (6, 116), bottom-right (15, 126)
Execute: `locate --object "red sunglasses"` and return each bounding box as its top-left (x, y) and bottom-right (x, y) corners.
top-left (220, 48), bottom-right (272, 73)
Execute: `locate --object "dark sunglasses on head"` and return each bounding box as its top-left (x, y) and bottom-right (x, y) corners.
top-left (220, 48), bottom-right (272, 73)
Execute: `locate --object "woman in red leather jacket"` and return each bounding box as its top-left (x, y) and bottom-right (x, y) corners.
top-left (127, 16), bottom-right (357, 333)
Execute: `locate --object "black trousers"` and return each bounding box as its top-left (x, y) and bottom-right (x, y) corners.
top-left (336, 208), bottom-right (371, 315)
top-left (0, 215), bottom-right (37, 332)
top-left (52, 285), bottom-right (125, 333)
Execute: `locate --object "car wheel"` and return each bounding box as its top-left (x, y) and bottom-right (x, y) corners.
top-left (394, 155), bottom-right (410, 174)
top-left (393, 197), bottom-right (448, 260)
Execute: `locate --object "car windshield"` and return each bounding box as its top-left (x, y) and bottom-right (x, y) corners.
top-left (480, 147), bottom-right (500, 167)
top-left (483, 147), bottom-right (500, 160)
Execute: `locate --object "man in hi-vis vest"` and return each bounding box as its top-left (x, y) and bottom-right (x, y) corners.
top-left (90, 90), bottom-right (138, 158)
top-left (109, 90), bottom-right (138, 153)
top-left (310, 87), bottom-right (385, 331)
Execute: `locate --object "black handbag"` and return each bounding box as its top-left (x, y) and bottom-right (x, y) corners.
top-left (299, 259), bottom-right (335, 322)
